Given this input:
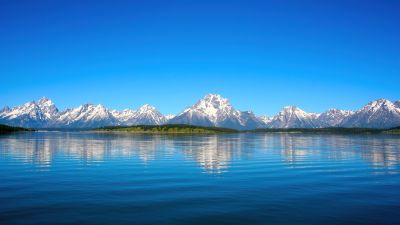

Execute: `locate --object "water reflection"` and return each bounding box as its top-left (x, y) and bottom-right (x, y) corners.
top-left (180, 136), bottom-right (243, 172)
top-left (0, 132), bottom-right (399, 173)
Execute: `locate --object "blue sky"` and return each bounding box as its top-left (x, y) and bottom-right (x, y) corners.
top-left (1, 0), bottom-right (399, 116)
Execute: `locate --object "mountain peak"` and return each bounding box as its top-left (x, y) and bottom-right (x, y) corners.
top-left (368, 98), bottom-right (391, 106)
top-left (138, 104), bottom-right (156, 111)
top-left (259, 115), bottom-right (272, 124)
top-left (37, 97), bottom-right (56, 109)
top-left (318, 108), bottom-right (354, 127)
top-left (165, 114), bottom-right (175, 120)
top-left (195, 94), bottom-right (231, 110)
top-left (2, 96), bottom-right (400, 129)
top-left (131, 104), bottom-right (165, 125)
top-left (340, 98), bottom-right (400, 128)
top-left (38, 97), bottom-right (52, 103)
top-left (269, 105), bottom-right (319, 128)
top-left (283, 106), bottom-right (299, 111)
top-left (203, 93), bottom-right (225, 100)
top-left (362, 99), bottom-right (396, 112)
top-left (187, 94), bottom-right (233, 121)
top-left (324, 108), bottom-right (353, 114)
top-left (170, 94), bottom-right (262, 129)
top-left (281, 106), bottom-right (307, 114)
top-left (23, 100), bottom-right (37, 107)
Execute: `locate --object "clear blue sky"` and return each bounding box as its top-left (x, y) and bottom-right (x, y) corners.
top-left (1, 0), bottom-right (399, 116)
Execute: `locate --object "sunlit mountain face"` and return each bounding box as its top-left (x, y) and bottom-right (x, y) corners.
top-left (1, 95), bottom-right (400, 129)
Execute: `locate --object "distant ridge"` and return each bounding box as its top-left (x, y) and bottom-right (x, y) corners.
top-left (1, 94), bottom-right (400, 129)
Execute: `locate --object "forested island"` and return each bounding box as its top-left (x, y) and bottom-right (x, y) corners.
top-left (94, 125), bottom-right (400, 134)
top-left (0, 124), bottom-right (34, 134)
top-left (94, 124), bottom-right (238, 134)
top-left (383, 127), bottom-right (400, 134)
top-left (249, 127), bottom-right (400, 134)
top-left (1, 123), bottom-right (399, 135)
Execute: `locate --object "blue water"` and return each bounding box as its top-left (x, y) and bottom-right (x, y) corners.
top-left (0, 132), bottom-right (399, 225)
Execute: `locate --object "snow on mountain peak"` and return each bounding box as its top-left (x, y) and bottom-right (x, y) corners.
top-left (366, 98), bottom-right (391, 107)
top-left (23, 100), bottom-right (36, 107)
top-left (196, 93), bottom-right (231, 108)
top-left (38, 97), bottom-right (53, 105)
top-left (280, 106), bottom-right (310, 117)
top-left (322, 108), bottom-right (354, 116)
top-left (131, 104), bottom-right (165, 125)
top-left (55, 103), bottom-right (119, 128)
top-left (203, 93), bottom-right (229, 103)
top-left (188, 94), bottom-right (233, 121)
top-left (318, 108), bottom-right (354, 127)
top-left (170, 94), bottom-right (263, 129)
top-left (0, 98), bottom-right (60, 127)
top-left (259, 115), bottom-right (272, 124)
top-left (110, 109), bottom-right (136, 123)
top-left (1, 95), bottom-right (400, 129)
top-left (137, 104), bottom-right (157, 112)
top-left (268, 105), bottom-right (319, 128)
top-left (340, 99), bottom-right (400, 128)
top-left (357, 99), bottom-right (399, 115)
top-left (36, 97), bottom-right (59, 120)
top-left (165, 114), bottom-right (175, 121)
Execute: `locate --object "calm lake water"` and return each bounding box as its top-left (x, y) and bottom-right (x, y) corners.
top-left (0, 131), bottom-right (399, 225)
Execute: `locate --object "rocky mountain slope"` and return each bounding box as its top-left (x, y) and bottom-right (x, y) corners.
top-left (168, 94), bottom-right (264, 129)
top-left (1, 95), bottom-right (399, 129)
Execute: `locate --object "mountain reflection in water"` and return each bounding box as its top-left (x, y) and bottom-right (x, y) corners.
top-left (1, 131), bottom-right (399, 173)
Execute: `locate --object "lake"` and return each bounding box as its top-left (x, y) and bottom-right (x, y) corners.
top-left (0, 131), bottom-right (399, 225)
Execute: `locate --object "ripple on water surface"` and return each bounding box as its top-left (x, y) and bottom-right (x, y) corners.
top-left (0, 131), bottom-right (400, 225)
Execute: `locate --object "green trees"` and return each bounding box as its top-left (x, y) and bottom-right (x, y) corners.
top-left (95, 124), bottom-right (238, 134)
top-left (0, 124), bottom-right (33, 134)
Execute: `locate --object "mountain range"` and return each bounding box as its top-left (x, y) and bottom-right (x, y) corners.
top-left (1, 94), bottom-right (400, 129)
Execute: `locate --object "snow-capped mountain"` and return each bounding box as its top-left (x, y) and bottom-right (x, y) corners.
top-left (129, 104), bottom-right (166, 125)
top-left (318, 109), bottom-right (354, 127)
top-left (0, 97), bottom-right (59, 128)
top-left (267, 106), bottom-right (320, 128)
top-left (238, 111), bottom-right (266, 129)
top-left (57, 103), bottom-right (166, 128)
top-left (110, 109), bottom-right (136, 124)
top-left (165, 114), bottom-right (175, 121)
top-left (259, 116), bottom-right (272, 125)
top-left (1, 96), bottom-right (400, 129)
top-left (57, 104), bottom-right (119, 128)
top-left (340, 99), bottom-right (400, 128)
top-left (37, 97), bottom-right (59, 120)
top-left (0, 98), bottom-right (166, 128)
top-left (168, 94), bottom-right (263, 129)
